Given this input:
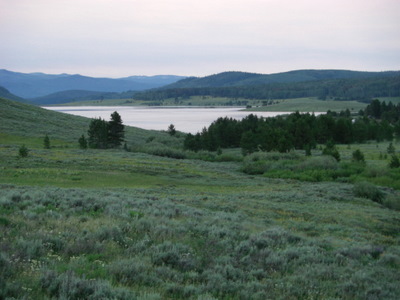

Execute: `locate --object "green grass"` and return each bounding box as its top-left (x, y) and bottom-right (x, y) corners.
top-left (1, 96), bottom-right (400, 299)
top-left (247, 97), bottom-right (368, 112)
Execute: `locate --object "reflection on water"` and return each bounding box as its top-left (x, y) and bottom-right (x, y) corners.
top-left (44, 106), bottom-right (297, 134)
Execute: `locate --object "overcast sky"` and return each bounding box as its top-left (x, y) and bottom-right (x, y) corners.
top-left (1, 0), bottom-right (399, 77)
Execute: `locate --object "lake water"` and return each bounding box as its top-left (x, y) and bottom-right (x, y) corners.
top-left (44, 106), bottom-right (293, 134)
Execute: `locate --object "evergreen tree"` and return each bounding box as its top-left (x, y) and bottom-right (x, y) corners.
top-left (18, 145), bottom-right (29, 158)
top-left (167, 124), bottom-right (176, 136)
top-left (352, 149), bottom-right (365, 164)
top-left (78, 134), bottom-right (88, 149)
top-left (322, 141), bottom-right (341, 161)
top-left (44, 134), bottom-right (50, 149)
top-left (108, 111), bottom-right (125, 147)
top-left (389, 154), bottom-right (400, 168)
top-left (88, 118), bottom-right (109, 149)
top-left (387, 142), bottom-right (396, 154)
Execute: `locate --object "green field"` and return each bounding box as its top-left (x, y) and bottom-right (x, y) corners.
top-left (247, 97), bottom-right (368, 113)
top-left (1, 97), bottom-right (400, 299)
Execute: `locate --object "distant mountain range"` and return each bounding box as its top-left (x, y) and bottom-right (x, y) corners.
top-left (1, 69), bottom-right (399, 105)
top-left (0, 69), bottom-right (186, 98)
top-left (159, 70), bottom-right (400, 89)
top-left (134, 69), bottom-right (400, 102)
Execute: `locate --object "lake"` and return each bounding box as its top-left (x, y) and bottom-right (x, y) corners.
top-left (44, 106), bottom-right (294, 134)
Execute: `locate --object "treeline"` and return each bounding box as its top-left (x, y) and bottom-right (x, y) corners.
top-left (184, 101), bottom-right (400, 153)
top-left (134, 76), bottom-right (400, 101)
top-left (363, 99), bottom-right (400, 123)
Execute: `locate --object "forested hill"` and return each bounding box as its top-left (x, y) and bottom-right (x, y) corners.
top-left (134, 70), bottom-right (400, 101)
top-left (160, 69), bottom-right (400, 89)
top-left (0, 85), bottom-right (27, 102)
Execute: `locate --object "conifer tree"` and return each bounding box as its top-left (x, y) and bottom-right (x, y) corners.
top-left (44, 134), bottom-right (50, 149)
top-left (88, 118), bottom-right (109, 149)
top-left (108, 111), bottom-right (125, 147)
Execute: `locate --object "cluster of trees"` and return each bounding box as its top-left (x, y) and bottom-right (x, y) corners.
top-left (184, 103), bottom-right (399, 153)
top-left (362, 99), bottom-right (400, 123)
top-left (79, 111), bottom-right (125, 149)
top-left (134, 76), bottom-right (400, 102)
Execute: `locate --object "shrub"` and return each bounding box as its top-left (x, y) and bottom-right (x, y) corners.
top-left (18, 145), bottom-right (29, 157)
top-left (382, 194), bottom-right (400, 210)
top-left (241, 161), bottom-right (268, 175)
top-left (151, 242), bottom-right (197, 272)
top-left (322, 143), bottom-right (340, 161)
top-left (141, 144), bottom-right (186, 159)
top-left (353, 182), bottom-right (385, 203)
top-left (296, 156), bottom-right (338, 171)
top-left (389, 154), bottom-right (400, 168)
top-left (352, 149), bottom-right (365, 164)
top-left (40, 270), bottom-right (135, 299)
top-left (108, 258), bottom-right (159, 286)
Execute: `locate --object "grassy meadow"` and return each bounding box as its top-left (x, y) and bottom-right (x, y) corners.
top-left (1, 97), bottom-right (400, 299)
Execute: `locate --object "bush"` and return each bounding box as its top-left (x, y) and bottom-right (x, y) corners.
top-left (18, 145), bottom-right (29, 157)
top-left (382, 194), bottom-right (400, 210)
top-left (140, 143), bottom-right (186, 159)
top-left (389, 154), bottom-right (400, 168)
top-left (296, 156), bottom-right (338, 171)
top-left (352, 149), bottom-right (365, 164)
top-left (353, 182), bottom-right (385, 203)
top-left (40, 270), bottom-right (135, 299)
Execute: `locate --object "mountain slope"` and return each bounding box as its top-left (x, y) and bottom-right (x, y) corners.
top-left (135, 71), bottom-right (400, 101)
top-left (161, 69), bottom-right (400, 89)
top-left (0, 69), bottom-right (186, 98)
top-left (0, 85), bottom-right (27, 102)
top-left (29, 90), bottom-right (120, 105)
top-left (0, 97), bottom-right (169, 145)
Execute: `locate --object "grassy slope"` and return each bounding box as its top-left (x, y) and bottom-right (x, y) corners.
top-left (0, 97), bottom-right (171, 146)
top-left (1, 97), bottom-right (400, 299)
top-left (247, 97), bottom-right (368, 112)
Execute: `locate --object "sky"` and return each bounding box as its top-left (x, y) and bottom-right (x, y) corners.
top-left (1, 0), bottom-right (400, 77)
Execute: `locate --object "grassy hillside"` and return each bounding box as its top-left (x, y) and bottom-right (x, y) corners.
top-left (247, 97), bottom-right (368, 112)
top-left (0, 85), bottom-right (27, 102)
top-left (1, 98), bottom-right (400, 299)
top-left (0, 97), bottom-right (171, 147)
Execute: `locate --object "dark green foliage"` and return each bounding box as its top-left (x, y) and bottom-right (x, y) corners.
top-left (108, 111), bottom-right (125, 147)
top-left (43, 134), bottom-right (50, 149)
top-left (352, 149), bottom-right (365, 163)
top-left (387, 142), bottom-right (396, 154)
top-left (134, 72), bottom-right (400, 101)
top-left (167, 124), bottom-right (176, 136)
top-left (353, 182), bottom-right (385, 203)
top-left (87, 112), bottom-right (125, 149)
top-left (78, 134), bottom-right (88, 149)
top-left (185, 107), bottom-right (395, 154)
top-left (88, 118), bottom-right (109, 149)
top-left (322, 141), bottom-right (341, 161)
top-left (18, 144), bottom-right (29, 157)
top-left (389, 154), bottom-right (400, 168)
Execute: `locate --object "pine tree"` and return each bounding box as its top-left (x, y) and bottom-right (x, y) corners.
top-left (389, 154), bottom-right (400, 168)
top-left (167, 124), bottom-right (176, 136)
top-left (78, 134), bottom-right (88, 149)
top-left (88, 118), bottom-right (109, 149)
top-left (44, 134), bottom-right (50, 149)
top-left (108, 111), bottom-right (125, 147)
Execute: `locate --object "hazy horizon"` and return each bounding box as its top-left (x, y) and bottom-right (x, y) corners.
top-left (1, 0), bottom-right (399, 77)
